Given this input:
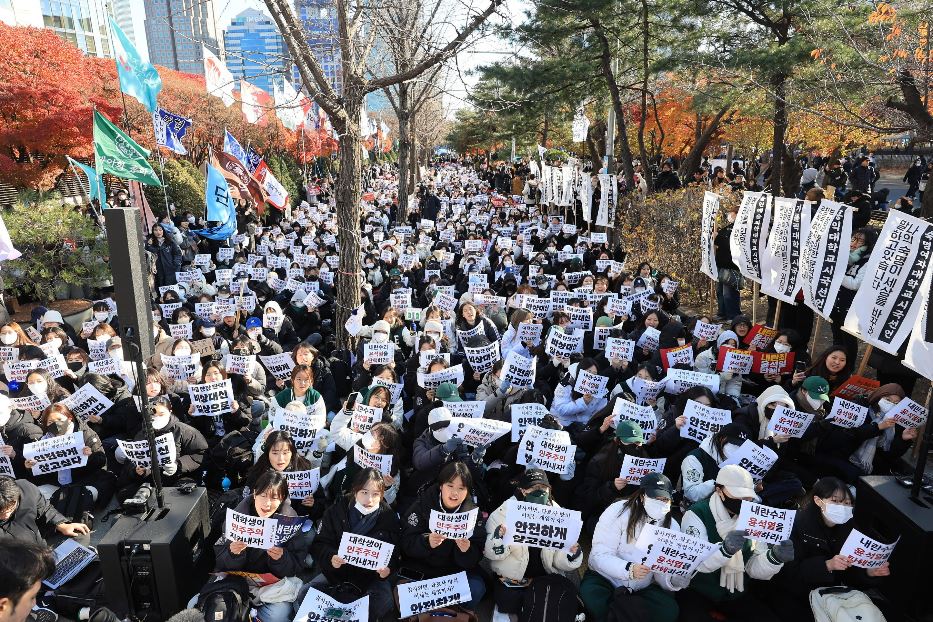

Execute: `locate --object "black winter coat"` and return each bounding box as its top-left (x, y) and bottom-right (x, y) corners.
top-left (312, 500), bottom-right (400, 590)
top-left (146, 238), bottom-right (183, 287)
top-left (0, 410), bottom-right (43, 478)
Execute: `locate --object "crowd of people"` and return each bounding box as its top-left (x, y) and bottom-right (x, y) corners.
top-left (0, 158), bottom-right (920, 622)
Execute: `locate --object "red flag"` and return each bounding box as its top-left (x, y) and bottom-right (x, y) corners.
top-left (240, 79), bottom-right (273, 126)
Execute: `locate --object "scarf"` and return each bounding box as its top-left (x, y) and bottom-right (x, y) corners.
top-left (710, 493), bottom-right (752, 593)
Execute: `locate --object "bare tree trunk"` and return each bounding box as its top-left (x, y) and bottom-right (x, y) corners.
top-left (396, 84), bottom-right (411, 222)
top-left (637, 0), bottom-right (653, 191)
top-left (770, 71), bottom-right (788, 197)
top-left (680, 106), bottom-right (730, 180)
top-left (541, 113), bottom-right (550, 146)
top-left (334, 92), bottom-right (364, 350)
top-left (591, 18), bottom-right (635, 190)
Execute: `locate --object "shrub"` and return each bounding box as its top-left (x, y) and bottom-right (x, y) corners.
top-left (142, 158), bottom-right (205, 218)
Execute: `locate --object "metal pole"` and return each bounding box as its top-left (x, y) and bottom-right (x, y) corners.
top-left (157, 152), bottom-right (173, 217)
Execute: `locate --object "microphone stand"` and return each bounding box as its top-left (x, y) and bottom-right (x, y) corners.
top-left (125, 330), bottom-right (164, 510)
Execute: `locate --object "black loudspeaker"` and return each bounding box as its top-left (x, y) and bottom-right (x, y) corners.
top-left (98, 487), bottom-right (211, 621)
top-left (856, 476), bottom-right (933, 621)
top-left (103, 207), bottom-right (154, 361)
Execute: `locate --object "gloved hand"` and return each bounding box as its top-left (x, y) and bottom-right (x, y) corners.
top-left (497, 378), bottom-right (511, 395)
top-left (162, 461), bottom-right (178, 476)
top-left (471, 443), bottom-right (489, 463)
top-left (443, 437), bottom-right (463, 454)
top-left (721, 530), bottom-right (748, 556)
top-left (770, 539), bottom-right (795, 563)
top-left (315, 430), bottom-right (330, 453)
top-left (454, 442), bottom-right (470, 459)
top-left (669, 573), bottom-right (692, 589)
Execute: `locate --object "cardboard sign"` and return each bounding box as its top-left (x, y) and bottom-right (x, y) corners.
top-left (259, 353), bottom-right (296, 382)
top-left (225, 509), bottom-right (276, 549)
top-left (24, 432), bottom-right (87, 475)
top-left (612, 398), bottom-right (658, 436)
top-left (636, 327), bottom-right (661, 352)
top-left (517, 425), bottom-right (574, 475)
top-left (884, 397), bottom-right (928, 429)
top-left (285, 468), bottom-right (320, 499)
top-left (719, 439), bottom-right (777, 482)
top-left (693, 321), bottom-right (721, 341)
top-left (716, 347), bottom-right (754, 374)
top-left (429, 508), bottom-right (479, 540)
top-left (188, 379), bottom-right (234, 417)
top-left (417, 364), bottom-right (464, 390)
top-left (661, 344), bottom-right (695, 370)
top-left (839, 529), bottom-right (898, 569)
top-left (270, 407), bottom-right (326, 450)
top-left (745, 325), bottom-right (779, 350)
top-left (511, 403), bottom-right (549, 442)
top-left (354, 445), bottom-right (393, 475)
top-left (116, 432), bottom-right (176, 469)
top-left (736, 501), bottom-right (795, 545)
top-left (573, 370), bottom-right (609, 398)
top-left (605, 338), bottom-right (636, 363)
top-left (827, 398), bottom-right (869, 429)
top-left (665, 369), bottom-right (721, 394)
top-left (634, 525), bottom-right (719, 577)
top-left (337, 533), bottom-right (394, 570)
top-left (751, 351), bottom-right (795, 375)
top-left (767, 406), bottom-right (815, 438)
top-left (448, 417), bottom-right (511, 447)
top-left (293, 587), bottom-right (369, 622)
top-left (463, 341), bottom-right (500, 374)
top-left (503, 499), bottom-right (582, 550)
top-left (680, 400), bottom-right (732, 443)
top-left (397, 572), bottom-right (472, 617)
top-left (444, 401), bottom-right (485, 418)
top-left (619, 456), bottom-right (666, 481)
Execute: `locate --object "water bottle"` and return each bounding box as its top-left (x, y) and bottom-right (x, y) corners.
top-left (221, 474), bottom-right (231, 492)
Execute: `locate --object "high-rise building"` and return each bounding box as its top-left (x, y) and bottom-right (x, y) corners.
top-left (292, 0), bottom-right (341, 94)
top-left (1, 0), bottom-right (112, 57)
top-left (223, 8), bottom-right (286, 94)
top-left (109, 0), bottom-right (147, 61)
top-left (143, 0), bottom-right (221, 75)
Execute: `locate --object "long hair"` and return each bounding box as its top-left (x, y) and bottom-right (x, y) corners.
top-left (621, 486), bottom-right (671, 543)
top-left (806, 345), bottom-right (853, 382)
top-left (347, 467), bottom-right (386, 500)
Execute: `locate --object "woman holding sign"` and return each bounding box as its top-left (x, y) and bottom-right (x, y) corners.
top-left (309, 467), bottom-right (400, 621)
top-left (399, 461), bottom-right (488, 612)
top-left (771, 477), bottom-right (891, 620)
top-left (273, 364), bottom-right (326, 420)
top-left (214, 470), bottom-right (305, 622)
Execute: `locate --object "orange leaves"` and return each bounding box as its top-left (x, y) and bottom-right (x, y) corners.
top-left (868, 2), bottom-right (897, 24)
top-left (810, 48), bottom-right (823, 59)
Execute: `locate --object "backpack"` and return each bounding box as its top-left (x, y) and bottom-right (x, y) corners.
top-left (518, 575), bottom-right (584, 622)
top-left (809, 587), bottom-right (885, 622)
top-left (604, 586), bottom-right (651, 622)
top-left (51, 484), bottom-right (95, 530)
top-left (205, 430), bottom-right (257, 489)
top-left (196, 576), bottom-right (252, 622)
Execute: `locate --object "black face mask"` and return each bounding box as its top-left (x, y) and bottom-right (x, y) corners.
top-left (720, 494), bottom-right (743, 516)
top-left (67, 361), bottom-right (85, 374)
top-left (47, 420), bottom-right (69, 436)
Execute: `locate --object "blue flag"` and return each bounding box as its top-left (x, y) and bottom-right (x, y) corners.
top-left (245, 146), bottom-right (262, 173)
top-left (110, 17), bottom-right (161, 113)
top-left (153, 108), bottom-right (191, 155)
top-left (66, 156), bottom-right (106, 203)
top-left (194, 164), bottom-right (237, 240)
top-left (223, 130), bottom-right (248, 169)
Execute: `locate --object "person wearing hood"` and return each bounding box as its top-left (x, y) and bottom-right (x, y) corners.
top-left (681, 423), bottom-right (752, 504)
top-left (694, 330), bottom-right (744, 401)
top-left (830, 228), bottom-right (877, 359)
top-left (214, 470), bottom-right (305, 622)
top-left (323, 421), bottom-right (401, 506)
top-left (577, 420), bottom-right (649, 525)
top-left (114, 395), bottom-right (207, 502)
top-left (854, 383), bottom-right (918, 476)
top-left (0, 394), bottom-right (43, 478)
top-left (798, 166), bottom-right (819, 198)
top-left (261, 301), bottom-right (300, 352)
top-left (39, 310), bottom-right (81, 352)
top-left (484, 468), bottom-right (583, 619)
top-left (243, 316), bottom-right (284, 357)
top-left (407, 406), bottom-right (486, 505)
top-left (551, 358), bottom-right (609, 431)
top-left (582, 473), bottom-right (686, 622)
top-left (679, 465), bottom-right (793, 621)
top-left (399, 461), bottom-right (488, 612)
top-left (770, 477), bottom-right (891, 620)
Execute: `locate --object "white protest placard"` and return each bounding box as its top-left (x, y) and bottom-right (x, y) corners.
top-left (293, 587), bottom-right (369, 622)
top-left (736, 501), bottom-right (795, 545)
top-left (839, 529), bottom-right (898, 569)
top-left (56, 384), bottom-right (113, 423)
top-left (363, 342), bottom-right (393, 366)
top-left (455, 323), bottom-right (484, 347)
top-left (351, 404), bottom-right (382, 433)
top-left (634, 525), bottom-right (718, 577)
top-left (188, 379), bottom-right (234, 417)
top-left (371, 378), bottom-right (403, 403)
top-left (169, 322), bottom-right (193, 341)
top-left (630, 377), bottom-right (665, 406)
top-left (799, 199), bottom-right (853, 319)
top-left (573, 369), bottom-right (609, 398)
top-left (523, 296), bottom-right (554, 320)
top-left (717, 348), bottom-right (754, 374)
top-left (354, 445), bottom-right (393, 475)
top-left (0, 347), bottom-right (17, 365)
top-left (693, 321), bottom-right (721, 341)
top-left (11, 393), bottom-right (51, 412)
top-left (337, 532), bottom-right (394, 570)
top-left (397, 572), bottom-right (472, 617)
top-left (463, 341), bottom-right (500, 374)
top-left (620, 456), bottom-right (667, 481)
top-left (665, 369), bottom-right (721, 394)
top-left (225, 508), bottom-right (276, 549)
top-left (160, 353), bottom-right (200, 380)
top-left (270, 407), bottom-right (326, 450)
top-left (0, 434), bottom-right (14, 477)
top-left (448, 417), bottom-right (511, 447)
top-left (417, 364), bottom-right (464, 390)
top-left (635, 327), bottom-right (662, 352)
top-left (223, 353), bottom-right (255, 376)
top-left (827, 398), bottom-right (869, 429)
top-left (511, 403), bottom-right (549, 442)
top-left (730, 191), bottom-right (772, 282)
top-left (116, 433), bottom-right (176, 469)
top-left (884, 397), bottom-right (928, 429)
top-left (259, 353), bottom-right (295, 382)
top-left (433, 292), bottom-right (458, 315)
top-left (603, 338), bottom-right (635, 364)
top-left (37, 354), bottom-right (67, 379)
top-left (24, 432), bottom-right (87, 475)
top-left (429, 508), bottom-right (479, 539)
top-left (680, 400), bottom-right (732, 443)
top-left (606, 297), bottom-right (632, 318)
top-left (87, 357), bottom-right (121, 376)
top-left (661, 344), bottom-right (695, 370)
top-left (502, 351), bottom-right (536, 389)
top-left (567, 307), bottom-right (593, 331)
top-left (285, 468), bottom-right (320, 499)
top-left (503, 499), bottom-right (582, 550)
top-left (762, 197), bottom-right (812, 303)
top-left (767, 406), bottom-right (815, 438)
top-left (390, 288), bottom-right (413, 311)
top-left (612, 398), bottom-right (658, 436)
top-left (3, 359), bottom-right (39, 383)
top-left (719, 439), bottom-right (777, 482)
top-left (517, 426), bottom-right (574, 475)
top-left (516, 322), bottom-right (543, 346)
top-left (444, 401), bottom-right (485, 418)
top-left (545, 328), bottom-right (584, 358)
top-left (700, 191), bottom-right (720, 281)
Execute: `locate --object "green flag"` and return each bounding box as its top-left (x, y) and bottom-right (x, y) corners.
top-left (93, 110), bottom-right (161, 186)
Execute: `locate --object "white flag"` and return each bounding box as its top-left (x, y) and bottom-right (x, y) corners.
top-left (761, 197), bottom-right (811, 303)
top-left (202, 46), bottom-right (235, 106)
top-left (798, 199), bottom-right (853, 319)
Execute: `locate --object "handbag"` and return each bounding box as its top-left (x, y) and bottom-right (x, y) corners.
top-left (717, 268), bottom-right (745, 290)
top-left (809, 587), bottom-right (885, 622)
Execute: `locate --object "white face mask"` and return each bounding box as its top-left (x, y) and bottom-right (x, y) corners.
top-left (354, 501), bottom-right (380, 515)
top-left (877, 398), bottom-right (896, 414)
top-left (28, 381), bottom-right (48, 396)
top-left (46, 338), bottom-right (63, 351)
top-left (174, 348), bottom-right (192, 357)
top-left (722, 443), bottom-right (741, 460)
top-left (202, 328), bottom-right (216, 337)
top-left (643, 497), bottom-right (671, 521)
top-left (372, 332), bottom-right (389, 344)
top-left (0, 333), bottom-right (16, 345)
top-left (822, 502), bottom-right (853, 526)
top-left (805, 394), bottom-right (825, 410)
top-left (109, 350), bottom-right (124, 362)
top-left (152, 414), bottom-right (171, 430)
top-left (0, 407), bottom-right (11, 427)
top-left (773, 342), bottom-right (792, 354)
top-left (247, 329), bottom-right (261, 340)
top-left (94, 312), bottom-right (110, 322)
